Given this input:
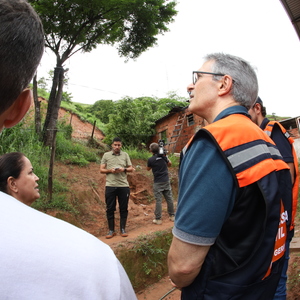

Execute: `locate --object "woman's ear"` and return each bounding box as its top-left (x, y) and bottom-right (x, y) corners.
top-left (3, 89), bottom-right (32, 128)
top-left (7, 176), bottom-right (18, 194)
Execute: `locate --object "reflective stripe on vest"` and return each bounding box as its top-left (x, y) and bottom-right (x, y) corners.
top-left (264, 121), bottom-right (299, 230)
top-left (263, 200), bottom-right (287, 279)
top-left (184, 114), bottom-right (288, 188)
top-left (183, 113), bottom-right (289, 280)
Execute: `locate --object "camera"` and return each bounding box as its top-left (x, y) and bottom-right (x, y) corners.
top-left (158, 139), bottom-right (166, 157)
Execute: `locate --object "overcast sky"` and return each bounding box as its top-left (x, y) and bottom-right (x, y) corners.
top-left (38, 0), bottom-right (300, 118)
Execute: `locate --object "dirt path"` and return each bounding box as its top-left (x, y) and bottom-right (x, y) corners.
top-left (99, 219), bottom-right (174, 245)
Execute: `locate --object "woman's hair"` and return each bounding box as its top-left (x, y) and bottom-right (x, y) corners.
top-left (204, 53), bottom-right (258, 109)
top-left (0, 152), bottom-right (25, 193)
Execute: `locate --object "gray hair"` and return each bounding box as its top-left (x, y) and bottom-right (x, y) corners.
top-left (204, 53), bottom-right (258, 109)
top-left (149, 143), bottom-right (159, 154)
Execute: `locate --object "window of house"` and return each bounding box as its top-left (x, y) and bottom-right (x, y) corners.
top-left (187, 114), bottom-right (194, 126)
top-left (159, 130), bottom-right (167, 143)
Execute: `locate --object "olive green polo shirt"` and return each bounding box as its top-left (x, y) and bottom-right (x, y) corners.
top-left (101, 151), bottom-right (132, 187)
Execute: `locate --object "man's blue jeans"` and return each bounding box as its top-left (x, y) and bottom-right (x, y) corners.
top-left (273, 240), bottom-right (290, 300)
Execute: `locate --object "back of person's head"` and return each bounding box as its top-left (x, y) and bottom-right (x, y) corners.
top-left (255, 97), bottom-right (267, 117)
top-left (149, 143), bottom-right (159, 154)
top-left (204, 53), bottom-right (258, 109)
top-left (0, 0), bottom-right (44, 115)
top-left (0, 152), bottom-right (25, 194)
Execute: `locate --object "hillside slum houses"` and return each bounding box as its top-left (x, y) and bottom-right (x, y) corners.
top-left (150, 106), bottom-right (300, 157)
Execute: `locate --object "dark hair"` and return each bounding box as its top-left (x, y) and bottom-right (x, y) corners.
top-left (0, 0), bottom-right (44, 114)
top-left (112, 137), bottom-right (122, 143)
top-left (255, 97), bottom-right (267, 117)
top-left (260, 104), bottom-right (267, 117)
top-left (0, 152), bottom-right (25, 193)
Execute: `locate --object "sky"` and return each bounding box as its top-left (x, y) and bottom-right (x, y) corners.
top-left (38, 0), bottom-right (300, 118)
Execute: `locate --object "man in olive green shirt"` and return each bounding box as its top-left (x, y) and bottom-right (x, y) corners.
top-left (100, 137), bottom-right (134, 239)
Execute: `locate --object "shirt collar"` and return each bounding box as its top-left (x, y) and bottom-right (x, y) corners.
top-left (260, 117), bottom-right (270, 130)
top-left (112, 150), bottom-right (122, 156)
top-left (214, 105), bottom-right (251, 123)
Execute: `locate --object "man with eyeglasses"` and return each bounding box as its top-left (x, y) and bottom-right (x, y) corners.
top-left (168, 53), bottom-right (292, 299)
top-left (249, 97), bottom-right (299, 300)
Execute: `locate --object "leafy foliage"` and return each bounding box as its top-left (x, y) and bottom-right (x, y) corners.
top-left (116, 230), bottom-right (173, 290)
top-left (0, 117), bottom-right (101, 211)
top-left (55, 128), bottom-right (99, 166)
top-left (30, 0), bottom-right (177, 61)
top-left (87, 100), bottom-right (116, 124)
top-left (103, 94), bottom-right (187, 147)
top-left (29, 0), bottom-right (177, 145)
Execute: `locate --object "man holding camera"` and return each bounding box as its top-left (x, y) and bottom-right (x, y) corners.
top-left (100, 137), bottom-right (134, 238)
top-left (147, 142), bottom-right (175, 224)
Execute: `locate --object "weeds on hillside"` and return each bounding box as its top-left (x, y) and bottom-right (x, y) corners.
top-left (0, 120), bottom-right (101, 212)
top-left (60, 100), bottom-right (106, 132)
top-left (115, 230), bottom-right (173, 291)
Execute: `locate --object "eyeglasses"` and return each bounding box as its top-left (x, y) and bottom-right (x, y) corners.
top-left (193, 71), bottom-right (225, 85)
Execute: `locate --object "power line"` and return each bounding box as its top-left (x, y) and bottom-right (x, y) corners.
top-left (68, 82), bottom-right (123, 96)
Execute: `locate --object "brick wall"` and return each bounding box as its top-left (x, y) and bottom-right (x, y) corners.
top-left (151, 108), bottom-right (205, 154)
top-left (152, 112), bottom-right (300, 156)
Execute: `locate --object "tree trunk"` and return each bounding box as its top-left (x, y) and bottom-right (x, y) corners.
top-left (42, 66), bottom-right (65, 146)
top-left (32, 73), bottom-right (42, 137)
top-left (48, 127), bottom-right (57, 201)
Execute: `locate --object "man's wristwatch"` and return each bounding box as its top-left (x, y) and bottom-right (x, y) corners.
top-left (124, 168), bottom-right (127, 173)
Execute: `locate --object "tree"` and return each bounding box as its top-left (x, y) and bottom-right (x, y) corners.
top-left (88, 100), bottom-right (116, 124)
top-left (29, 0), bottom-right (177, 146)
top-left (104, 94), bottom-right (187, 146)
top-left (32, 74), bottom-right (42, 135)
top-left (105, 97), bottom-right (155, 146)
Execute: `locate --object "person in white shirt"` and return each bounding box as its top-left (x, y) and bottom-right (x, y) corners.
top-left (0, 1), bottom-right (136, 298)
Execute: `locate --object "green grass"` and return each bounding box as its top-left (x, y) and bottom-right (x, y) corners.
top-left (60, 100), bottom-right (106, 132)
top-left (115, 229), bottom-right (173, 291)
top-left (0, 118), bottom-right (104, 212)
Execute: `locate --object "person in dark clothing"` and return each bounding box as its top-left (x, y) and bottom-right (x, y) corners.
top-left (249, 97), bottom-right (299, 300)
top-left (147, 142), bottom-right (175, 224)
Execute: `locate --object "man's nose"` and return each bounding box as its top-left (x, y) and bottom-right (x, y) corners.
top-left (187, 83), bottom-right (194, 92)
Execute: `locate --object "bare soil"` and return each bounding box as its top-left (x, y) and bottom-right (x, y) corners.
top-left (48, 112), bottom-right (300, 300)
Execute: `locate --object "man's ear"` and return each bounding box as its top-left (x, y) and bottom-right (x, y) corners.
top-left (254, 103), bottom-right (262, 113)
top-left (3, 89), bottom-right (32, 128)
top-left (218, 75), bottom-right (234, 96)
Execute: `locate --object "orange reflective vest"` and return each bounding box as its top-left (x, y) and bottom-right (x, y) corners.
top-left (181, 113), bottom-right (291, 300)
top-left (263, 120), bottom-right (299, 231)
